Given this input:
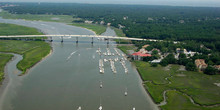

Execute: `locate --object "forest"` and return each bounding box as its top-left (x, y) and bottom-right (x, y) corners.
top-left (1, 2), bottom-right (220, 56)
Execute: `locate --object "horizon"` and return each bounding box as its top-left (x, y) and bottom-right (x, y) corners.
top-left (0, 0), bottom-right (220, 7)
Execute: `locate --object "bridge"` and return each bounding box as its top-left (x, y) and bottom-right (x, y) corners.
top-left (0, 34), bottom-right (160, 41)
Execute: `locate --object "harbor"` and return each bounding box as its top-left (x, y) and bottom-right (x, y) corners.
top-left (97, 47), bottom-right (128, 74)
top-left (0, 18), bottom-right (158, 110)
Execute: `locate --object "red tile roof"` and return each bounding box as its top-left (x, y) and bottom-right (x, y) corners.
top-left (132, 52), bottom-right (151, 57)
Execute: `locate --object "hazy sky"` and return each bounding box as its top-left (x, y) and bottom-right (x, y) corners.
top-left (1, 0), bottom-right (220, 7)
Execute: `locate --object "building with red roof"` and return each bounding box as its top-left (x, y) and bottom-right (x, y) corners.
top-left (132, 52), bottom-right (152, 60)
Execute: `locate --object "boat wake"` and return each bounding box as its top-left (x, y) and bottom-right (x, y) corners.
top-left (66, 50), bottom-right (78, 61)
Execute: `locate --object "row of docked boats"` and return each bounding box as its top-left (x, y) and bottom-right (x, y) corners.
top-left (99, 59), bottom-right (104, 73)
top-left (120, 59), bottom-right (128, 73)
top-left (77, 106), bottom-right (103, 110)
top-left (114, 48), bottom-right (121, 56)
top-left (77, 106), bottom-right (135, 110)
top-left (109, 59), bottom-right (117, 73)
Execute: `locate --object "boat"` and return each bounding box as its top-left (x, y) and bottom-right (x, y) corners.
top-left (104, 59), bottom-right (108, 62)
top-left (125, 69), bottom-right (128, 73)
top-left (99, 106), bottom-right (102, 110)
top-left (77, 106), bottom-right (81, 110)
top-left (100, 82), bottom-right (103, 88)
top-left (125, 91), bottom-right (127, 96)
top-left (125, 88), bottom-right (128, 96)
top-left (133, 108), bottom-right (135, 110)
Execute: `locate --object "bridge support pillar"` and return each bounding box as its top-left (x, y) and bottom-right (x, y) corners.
top-left (91, 37), bottom-right (94, 44)
top-left (107, 39), bottom-right (109, 45)
top-left (61, 36), bottom-right (63, 43)
top-left (50, 37), bottom-right (53, 42)
top-left (76, 37), bottom-right (78, 43)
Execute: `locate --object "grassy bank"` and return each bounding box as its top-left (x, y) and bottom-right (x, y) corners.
top-left (134, 61), bottom-right (220, 109)
top-left (0, 40), bottom-right (51, 74)
top-left (0, 10), bottom-right (75, 23)
top-left (117, 45), bottom-right (136, 54)
top-left (0, 23), bottom-right (43, 35)
top-left (71, 23), bottom-right (106, 35)
top-left (112, 27), bottom-right (126, 37)
top-left (0, 53), bottom-right (13, 82)
top-left (108, 21), bottom-right (220, 109)
top-left (112, 27), bottom-right (131, 44)
top-left (0, 23), bottom-right (51, 75)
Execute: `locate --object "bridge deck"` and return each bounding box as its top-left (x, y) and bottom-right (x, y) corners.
top-left (0, 34), bottom-right (161, 41)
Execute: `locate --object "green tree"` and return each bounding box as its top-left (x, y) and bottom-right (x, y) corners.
top-left (185, 62), bottom-right (197, 71)
top-left (160, 59), bottom-right (168, 66)
top-left (150, 63), bottom-right (158, 67)
top-left (204, 66), bottom-right (217, 75)
top-left (166, 54), bottom-right (177, 64)
top-left (145, 46), bottom-right (153, 51)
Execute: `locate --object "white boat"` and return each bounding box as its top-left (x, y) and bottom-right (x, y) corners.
top-left (77, 106), bottom-right (81, 110)
top-left (125, 69), bottom-right (128, 73)
top-left (125, 88), bottom-right (128, 96)
top-left (99, 106), bottom-right (102, 110)
top-left (104, 59), bottom-right (108, 62)
top-left (133, 107), bottom-right (135, 110)
top-left (125, 91), bottom-right (127, 96)
top-left (100, 82), bottom-right (103, 88)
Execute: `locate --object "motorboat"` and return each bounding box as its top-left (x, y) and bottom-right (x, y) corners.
top-left (99, 106), bottom-right (102, 110)
top-left (100, 81), bottom-right (103, 88)
top-left (125, 91), bottom-right (127, 96)
top-left (77, 106), bottom-right (81, 110)
top-left (125, 88), bottom-right (128, 96)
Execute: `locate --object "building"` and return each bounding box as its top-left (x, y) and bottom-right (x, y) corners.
top-left (123, 16), bottom-right (128, 20)
top-left (107, 23), bottom-right (111, 26)
top-left (132, 52), bottom-right (151, 60)
top-left (100, 21), bottom-right (105, 25)
top-left (150, 59), bottom-right (162, 63)
top-left (139, 48), bottom-right (148, 54)
top-left (84, 20), bottom-right (93, 24)
top-left (176, 48), bottom-right (196, 57)
top-left (195, 59), bottom-right (208, 71)
top-left (176, 48), bottom-right (187, 54)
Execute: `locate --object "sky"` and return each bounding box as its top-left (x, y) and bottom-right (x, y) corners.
top-left (1, 0), bottom-right (220, 7)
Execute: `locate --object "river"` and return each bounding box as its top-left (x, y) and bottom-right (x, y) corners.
top-left (0, 18), bottom-right (158, 110)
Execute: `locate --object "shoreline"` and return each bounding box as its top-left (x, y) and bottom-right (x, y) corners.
top-left (0, 18), bottom-right (158, 109)
top-left (19, 45), bottom-right (53, 76)
top-left (69, 24), bottom-right (97, 36)
top-left (0, 53), bottom-right (22, 98)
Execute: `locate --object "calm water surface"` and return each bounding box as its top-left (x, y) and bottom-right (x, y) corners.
top-left (0, 18), bottom-right (158, 110)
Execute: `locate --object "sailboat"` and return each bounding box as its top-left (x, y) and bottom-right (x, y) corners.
top-left (99, 105), bottom-right (102, 110)
top-left (100, 81), bottom-right (103, 88)
top-left (125, 88), bottom-right (128, 96)
top-left (77, 106), bottom-right (81, 110)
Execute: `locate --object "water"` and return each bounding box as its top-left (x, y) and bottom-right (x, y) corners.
top-left (0, 18), bottom-right (158, 110)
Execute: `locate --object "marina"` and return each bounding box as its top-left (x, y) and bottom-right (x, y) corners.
top-left (0, 18), bottom-right (158, 110)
